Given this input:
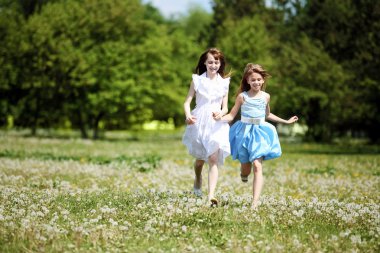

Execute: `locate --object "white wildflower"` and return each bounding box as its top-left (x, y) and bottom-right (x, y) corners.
top-left (109, 218), bottom-right (118, 226)
top-left (350, 235), bottom-right (362, 244)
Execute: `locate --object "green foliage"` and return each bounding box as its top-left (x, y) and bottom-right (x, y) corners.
top-left (0, 0), bottom-right (203, 137)
top-left (209, 0), bottom-right (267, 45)
top-left (176, 5), bottom-right (212, 47)
top-left (217, 16), bottom-right (275, 97)
top-left (291, 0), bottom-right (380, 142)
top-left (1, 0), bottom-right (378, 142)
top-left (271, 34), bottom-right (348, 141)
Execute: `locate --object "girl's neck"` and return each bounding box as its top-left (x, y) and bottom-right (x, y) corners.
top-left (247, 89), bottom-right (260, 97)
top-left (206, 71), bottom-right (217, 80)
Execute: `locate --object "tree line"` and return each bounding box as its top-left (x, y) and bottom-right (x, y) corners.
top-left (0, 0), bottom-right (379, 142)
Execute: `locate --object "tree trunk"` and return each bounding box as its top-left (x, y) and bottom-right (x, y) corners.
top-left (31, 95), bottom-right (40, 136)
top-left (92, 112), bottom-right (104, 140)
top-left (76, 110), bottom-right (88, 139)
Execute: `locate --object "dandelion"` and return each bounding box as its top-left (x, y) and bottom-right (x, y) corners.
top-left (119, 225), bottom-right (129, 231)
top-left (21, 218), bottom-right (31, 229)
top-left (293, 238), bottom-right (301, 248)
top-left (73, 226), bottom-right (84, 233)
top-left (109, 218), bottom-right (118, 226)
top-left (350, 234), bottom-right (362, 244)
top-left (90, 218), bottom-right (99, 223)
top-left (339, 229), bottom-right (351, 237)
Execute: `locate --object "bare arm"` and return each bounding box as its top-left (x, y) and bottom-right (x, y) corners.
top-left (267, 113), bottom-right (298, 124)
top-left (212, 92), bottom-right (229, 120)
top-left (265, 94), bottom-right (298, 124)
top-left (183, 81), bottom-right (196, 125)
top-left (221, 93), bottom-right (229, 116)
top-left (219, 93), bottom-right (244, 122)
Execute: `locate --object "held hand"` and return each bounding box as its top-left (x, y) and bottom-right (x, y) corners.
top-left (185, 115), bottom-right (197, 125)
top-left (212, 111), bottom-right (222, 121)
top-left (286, 116), bottom-right (299, 124)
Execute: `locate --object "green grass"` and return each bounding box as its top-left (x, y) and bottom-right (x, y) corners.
top-left (0, 131), bottom-right (379, 252)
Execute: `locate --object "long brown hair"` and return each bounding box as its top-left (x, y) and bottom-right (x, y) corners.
top-left (194, 48), bottom-right (228, 78)
top-left (236, 63), bottom-right (271, 96)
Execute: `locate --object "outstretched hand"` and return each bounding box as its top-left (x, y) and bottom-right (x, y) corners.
top-left (286, 116), bottom-right (299, 124)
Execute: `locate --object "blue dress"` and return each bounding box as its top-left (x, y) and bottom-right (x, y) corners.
top-left (229, 91), bottom-right (281, 163)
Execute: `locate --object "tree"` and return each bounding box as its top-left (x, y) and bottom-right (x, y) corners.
top-left (291, 0), bottom-right (380, 142)
top-left (1, 0), bottom-right (206, 137)
top-left (271, 35), bottom-right (348, 141)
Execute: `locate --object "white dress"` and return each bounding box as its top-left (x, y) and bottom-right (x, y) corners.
top-left (182, 72), bottom-right (231, 165)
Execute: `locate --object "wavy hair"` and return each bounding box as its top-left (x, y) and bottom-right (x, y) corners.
top-left (236, 63), bottom-right (271, 96)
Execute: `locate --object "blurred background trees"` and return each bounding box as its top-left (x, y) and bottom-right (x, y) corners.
top-left (0, 0), bottom-right (379, 142)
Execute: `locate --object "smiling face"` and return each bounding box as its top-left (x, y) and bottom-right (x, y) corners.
top-left (247, 72), bottom-right (265, 91)
top-left (204, 53), bottom-right (221, 76)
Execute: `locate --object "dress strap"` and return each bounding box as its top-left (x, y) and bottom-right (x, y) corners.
top-left (242, 91), bottom-right (249, 99)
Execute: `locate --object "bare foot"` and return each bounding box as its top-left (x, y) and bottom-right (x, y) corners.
top-left (251, 200), bottom-right (259, 210)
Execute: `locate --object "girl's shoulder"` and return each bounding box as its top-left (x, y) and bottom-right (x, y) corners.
top-left (261, 91), bottom-right (270, 97)
top-left (236, 92), bottom-right (246, 102)
top-left (191, 73), bottom-right (207, 90)
top-left (261, 91), bottom-right (270, 102)
top-left (218, 74), bottom-right (230, 87)
top-left (220, 74), bottom-right (230, 81)
top-left (192, 73), bottom-right (205, 80)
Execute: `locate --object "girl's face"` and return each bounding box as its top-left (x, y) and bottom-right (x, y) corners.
top-left (204, 53), bottom-right (221, 75)
top-left (247, 72), bottom-right (264, 91)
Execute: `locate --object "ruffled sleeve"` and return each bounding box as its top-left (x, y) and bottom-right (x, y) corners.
top-left (192, 74), bottom-right (201, 92)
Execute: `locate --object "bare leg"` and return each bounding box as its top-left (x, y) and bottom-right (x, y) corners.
top-left (240, 163), bottom-right (252, 182)
top-left (207, 151), bottom-right (219, 203)
top-left (193, 159), bottom-right (204, 190)
top-left (252, 158), bottom-right (264, 209)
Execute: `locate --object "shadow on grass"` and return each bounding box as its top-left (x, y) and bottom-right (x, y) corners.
top-left (282, 143), bottom-right (380, 155)
top-left (1, 129), bottom-right (184, 142)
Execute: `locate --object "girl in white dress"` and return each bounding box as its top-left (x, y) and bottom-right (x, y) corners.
top-left (182, 48), bottom-right (231, 207)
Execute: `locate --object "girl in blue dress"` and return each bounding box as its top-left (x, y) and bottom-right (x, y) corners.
top-left (220, 63), bottom-right (298, 209)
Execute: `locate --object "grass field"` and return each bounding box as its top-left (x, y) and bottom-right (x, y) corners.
top-left (0, 131), bottom-right (379, 252)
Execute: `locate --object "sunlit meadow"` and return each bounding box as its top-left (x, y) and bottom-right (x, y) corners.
top-left (0, 130), bottom-right (379, 252)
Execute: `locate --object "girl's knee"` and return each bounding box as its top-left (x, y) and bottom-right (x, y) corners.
top-left (194, 160), bottom-right (204, 169)
top-left (208, 153), bottom-right (219, 165)
top-left (253, 160), bottom-right (263, 173)
top-left (241, 163), bottom-right (252, 172)
top-left (208, 156), bottom-right (218, 165)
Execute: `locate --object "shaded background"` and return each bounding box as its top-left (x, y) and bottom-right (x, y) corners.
top-left (0, 0), bottom-right (379, 142)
